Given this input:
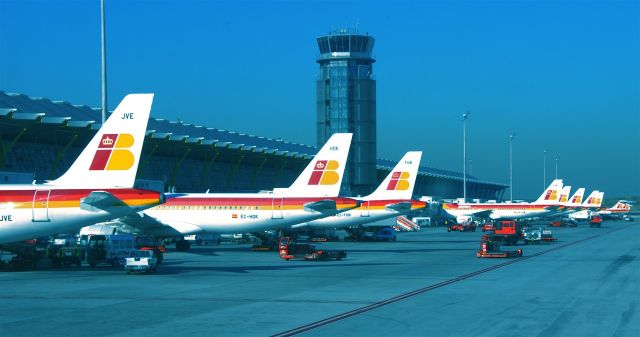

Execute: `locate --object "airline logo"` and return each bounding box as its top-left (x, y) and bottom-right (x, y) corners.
top-left (571, 195), bottom-right (582, 204)
top-left (587, 197), bottom-right (601, 205)
top-left (544, 189), bottom-right (558, 201)
top-left (387, 171), bottom-right (411, 191)
top-left (559, 193), bottom-right (568, 203)
top-left (308, 160), bottom-right (340, 185)
top-left (89, 133), bottom-right (136, 170)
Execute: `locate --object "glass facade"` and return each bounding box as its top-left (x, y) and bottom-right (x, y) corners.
top-left (316, 31), bottom-right (377, 196)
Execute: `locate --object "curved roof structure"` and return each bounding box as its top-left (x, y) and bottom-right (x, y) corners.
top-left (0, 90), bottom-right (506, 188)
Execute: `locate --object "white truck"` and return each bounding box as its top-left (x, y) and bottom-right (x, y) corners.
top-left (124, 250), bottom-right (158, 274)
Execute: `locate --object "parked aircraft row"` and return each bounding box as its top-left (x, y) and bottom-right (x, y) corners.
top-left (0, 94), bottom-right (427, 248)
top-left (441, 179), bottom-right (630, 223)
top-left (0, 94), bottom-right (631, 248)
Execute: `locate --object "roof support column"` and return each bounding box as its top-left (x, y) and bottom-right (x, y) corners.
top-left (49, 132), bottom-right (78, 180)
top-left (200, 150), bottom-right (220, 191)
top-left (226, 153), bottom-right (245, 190)
top-left (250, 156), bottom-right (268, 190)
top-left (0, 127), bottom-right (27, 170)
top-left (138, 142), bottom-right (159, 175)
top-left (273, 158), bottom-right (288, 187)
top-left (168, 147), bottom-right (191, 190)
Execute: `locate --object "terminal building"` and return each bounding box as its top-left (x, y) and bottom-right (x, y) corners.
top-left (0, 91), bottom-right (507, 200)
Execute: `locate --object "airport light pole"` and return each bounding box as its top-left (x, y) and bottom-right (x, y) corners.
top-left (555, 157), bottom-right (558, 179)
top-left (463, 112), bottom-right (470, 202)
top-left (101, 0), bottom-right (107, 123)
top-left (509, 133), bottom-right (515, 201)
top-left (543, 149), bottom-right (547, 189)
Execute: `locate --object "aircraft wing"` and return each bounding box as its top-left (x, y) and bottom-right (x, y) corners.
top-left (384, 202), bottom-right (413, 213)
top-left (469, 210), bottom-right (493, 219)
top-left (117, 212), bottom-right (187, 237)
top-left (303, 199), bottom-right (337, 213)
top-left (80, 191), bottom-right (130, 212)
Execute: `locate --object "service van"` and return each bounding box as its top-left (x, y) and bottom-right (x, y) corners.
top-left (81, 234), bottom-right (136, 267)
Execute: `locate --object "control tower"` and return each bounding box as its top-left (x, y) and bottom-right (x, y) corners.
top-left (316, 28), bottom-right (377, 196)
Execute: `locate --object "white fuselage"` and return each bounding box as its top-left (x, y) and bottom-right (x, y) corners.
top-left (0, 185), bottom-right (161, 243)
top-left (143, 193), bottom-right (358, 235)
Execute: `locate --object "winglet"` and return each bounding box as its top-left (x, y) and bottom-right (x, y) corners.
top-left (279, 133), bottom-right (352, 197)
top-left (366, 151), bottom-right (422, 200)
top-left (49, 94), bottom-right (154, 188)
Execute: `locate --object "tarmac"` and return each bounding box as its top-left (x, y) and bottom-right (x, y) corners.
top-left (0, 221), bottom-right (638, 337)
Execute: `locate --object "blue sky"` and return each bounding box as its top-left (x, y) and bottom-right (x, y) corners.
top-left (0, 0), bottom-right (638, 199)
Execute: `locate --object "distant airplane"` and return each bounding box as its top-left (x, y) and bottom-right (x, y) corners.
top-left (289, 151), bottom-right (426, 231)
top-left (0, 94), bottom-right (164, 244)
top-left (441, 179), bottom-right (564, 221)
top-left (597, 200), bottom-right (632, 216)
top-left (119, 133), bottom-right (359, 250)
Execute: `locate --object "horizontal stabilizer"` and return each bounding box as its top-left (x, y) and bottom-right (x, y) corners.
top-left (384, 202), bottom-right (413, 213)
top-left (80, 191), bottom-right (128, 212)
top-left (304, 199), bottom-right (337, 213)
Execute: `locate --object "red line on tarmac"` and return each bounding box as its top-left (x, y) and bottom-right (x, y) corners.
top-left (271, 225), bottom-right (632, 337)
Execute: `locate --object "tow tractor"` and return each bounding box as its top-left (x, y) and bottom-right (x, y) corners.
top-left (278, 237), bottom-right (346, 261)
top-left (477, 234), bottom-right (523, 258)
top-left (448, 222), bottom-right (477, 232)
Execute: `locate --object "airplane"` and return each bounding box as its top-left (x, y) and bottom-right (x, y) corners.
top-left (0, 94), bottom-right (164, 244)
top-left (598, 201), bottom-right (633, 215)
top-left (569, 190), bottom-right (605, 220)
top-left (118, 133), bottom-right (360, 250)
top-left (289, 151), bottom-right (426, 231)
top-left (441, 179), bottom-right (564, 221)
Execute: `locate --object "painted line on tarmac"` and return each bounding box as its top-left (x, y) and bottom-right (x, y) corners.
top-left (271, 224), bottom-right (632, 337)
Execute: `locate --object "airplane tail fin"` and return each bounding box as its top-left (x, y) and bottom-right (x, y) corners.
top-left (533, 179), bottom-right (563, 204)
top-left (366, 151), bottom-right (422, 200)
top-left (558, 186), bottom-right (571, 205)
top-left (594, 191), bottom-right (605, 208)
top-left (582, 190), bottom-right (600, 207)
top-left (280, 133), bottom-right (352, 197)
top-left (49, 94), bottom-right (154, 188)
top-left (568, 188), bottom-right (585, 207)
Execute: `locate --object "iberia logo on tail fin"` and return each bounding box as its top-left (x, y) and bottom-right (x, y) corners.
top-left (49, 94), bottom-right (154, 188)
top-left (534, 179), bottom-right (563, 204)
top-left (387, 171), bottom-right (411, 191)
top-left (366, 151), bottom-right (422, 200)
top-left (280, 133), bottom-right (352, 197)
top-left (90, 134), bottom-right (136, 170)
top-left (308, 160), bottom-right (340, 185)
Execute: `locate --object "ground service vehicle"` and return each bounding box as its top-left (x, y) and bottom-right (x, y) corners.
top-left (477, 234), bottom-right (523, 258)
top-left (278, 237), bottom-right (346, 261)
top-left (372, 227), bottom-right (397, 241)
top-left (125, 250), bottom-right (158, 274)
top-left (488, 220), bottom-right (521, 245)
top-left (623, 215), bottom-right (633, 222)
top-left (448, 222), bottom-right (477, 232)
top-left (523, 227), bottom-right (555, 244)
top-left (481, 223), bottom-right (495, 232)
top-left (590, 215), bottom-right (603, 228)
top-left (84, 234), bottom-right (135, 267)
top-left (135, 236), bottom-right (165, 264)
